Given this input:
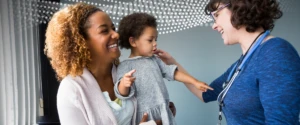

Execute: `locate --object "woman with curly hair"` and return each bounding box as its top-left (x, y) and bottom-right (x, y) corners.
top-left (161, 0), bottom-right (300, 124)
top-left (44, 3), bottom-right (174, 125)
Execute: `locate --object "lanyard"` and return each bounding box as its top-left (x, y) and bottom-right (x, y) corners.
top-left (217, 30), bottom-right (270, 125)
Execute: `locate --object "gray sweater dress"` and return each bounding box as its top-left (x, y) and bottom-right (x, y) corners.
top-left (114, 55), bottom-right (177, 125)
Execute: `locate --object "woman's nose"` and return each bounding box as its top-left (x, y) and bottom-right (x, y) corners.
top-left (112, 30), bottom-right (119, 40)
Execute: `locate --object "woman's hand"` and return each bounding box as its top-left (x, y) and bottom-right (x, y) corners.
top-left (154, 49), bottom-right (176, 65)
top-left (169, 102), bottom-right (176, 117)
top-left (139, 113), bottom-right (162, 125)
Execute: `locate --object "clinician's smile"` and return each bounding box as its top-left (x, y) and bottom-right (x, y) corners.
top-left (219, 29), bottom-right (224, 34)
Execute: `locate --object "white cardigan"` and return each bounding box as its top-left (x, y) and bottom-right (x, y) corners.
top-left (57, 66), bottom-right (156, 125)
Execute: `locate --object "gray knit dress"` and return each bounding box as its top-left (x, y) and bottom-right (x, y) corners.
top-left (114, 55), bottom-right (177, 125)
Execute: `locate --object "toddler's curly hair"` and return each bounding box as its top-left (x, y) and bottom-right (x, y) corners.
top-left (118, 13), bottom-right (157, 49)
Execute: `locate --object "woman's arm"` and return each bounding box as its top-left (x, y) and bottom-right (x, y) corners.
top-left (57, 78), bottom-right (89, 125)
top-left (57, 98), bottom-right (89, 125)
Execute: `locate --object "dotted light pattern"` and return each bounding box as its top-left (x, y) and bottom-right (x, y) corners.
top-left (98, 0), bottom-right (212, 34)
top-left (12, 0), bottom-right (299, 34)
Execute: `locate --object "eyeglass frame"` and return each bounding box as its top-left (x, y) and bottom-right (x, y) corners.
top-left (210, 3), bottom-right (230, 23)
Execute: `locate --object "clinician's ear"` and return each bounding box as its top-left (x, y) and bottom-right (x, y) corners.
top-left (129, 37), bottom-right (137, 47)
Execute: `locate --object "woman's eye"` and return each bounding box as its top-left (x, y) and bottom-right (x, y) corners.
top-left (101, 30), bottom-right (108, 33)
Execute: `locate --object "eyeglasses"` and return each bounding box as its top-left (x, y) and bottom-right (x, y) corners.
top-left (210, 3), bottom-right (230, 23)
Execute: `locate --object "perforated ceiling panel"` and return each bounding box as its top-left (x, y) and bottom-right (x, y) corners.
top-left (14, 0), bottom-right (299, 34)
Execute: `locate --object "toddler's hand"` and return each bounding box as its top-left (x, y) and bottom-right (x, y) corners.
top-left (120, 69), bottom-right (136, 88)
top-left (193, 81), bottom-right (214, 92)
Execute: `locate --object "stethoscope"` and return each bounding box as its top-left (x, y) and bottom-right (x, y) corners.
top-left (216, 30), bottom-right (270, 125)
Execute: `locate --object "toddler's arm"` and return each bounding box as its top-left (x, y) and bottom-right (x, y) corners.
top-left (114, 63), bottom-right (136, 99)
top-left (118, 69), bottom-right (136, 96)
top-left (174, 69), bottom-right (213, 92)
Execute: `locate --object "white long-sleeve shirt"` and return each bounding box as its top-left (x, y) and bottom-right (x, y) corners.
top-left (57, 66), bottom-right (155, 125)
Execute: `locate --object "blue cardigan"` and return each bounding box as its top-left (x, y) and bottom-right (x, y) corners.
top-left (203, 37), bottom-right (300, 125)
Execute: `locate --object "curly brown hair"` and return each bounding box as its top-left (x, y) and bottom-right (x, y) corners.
top-left (44, 3), bottom-right (102, 81)
top-left (118, 13), bottom-right (157, 49)
top-left (205, 0), bottom-right (282, 32)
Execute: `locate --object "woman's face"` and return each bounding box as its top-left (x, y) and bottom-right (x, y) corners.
top-left (86, 11), bottom-right (120, 63)
top-left (211, 3), bottom-right (239, 45)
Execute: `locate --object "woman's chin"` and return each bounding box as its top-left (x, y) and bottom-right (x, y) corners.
top-left (112, 52), bottom-right (121, 58)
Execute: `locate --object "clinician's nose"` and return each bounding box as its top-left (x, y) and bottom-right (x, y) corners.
top-left (212, 22), bottom-right (218, 31)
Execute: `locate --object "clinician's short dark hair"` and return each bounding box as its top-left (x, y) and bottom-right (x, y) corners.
top-left (205, 0), bottom-right (282, 32)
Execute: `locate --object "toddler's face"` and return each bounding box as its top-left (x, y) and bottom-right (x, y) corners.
top-left (134, 26), bottom-right (158, 57)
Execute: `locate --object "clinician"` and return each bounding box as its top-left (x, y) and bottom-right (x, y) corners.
top-left (156, 0), bottom-right (300, 124)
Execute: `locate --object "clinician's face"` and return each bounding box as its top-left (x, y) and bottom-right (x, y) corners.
top-left (211, 3), bottom-right (239, 45)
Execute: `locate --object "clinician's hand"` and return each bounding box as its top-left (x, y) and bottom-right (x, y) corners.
top-left (139, 113), bottom-right (162, 125)
top-left (154, 49), bottom-right (176, 65)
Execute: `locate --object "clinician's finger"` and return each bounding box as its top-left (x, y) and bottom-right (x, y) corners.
top-left (154, 49), bottom-right (163, 54)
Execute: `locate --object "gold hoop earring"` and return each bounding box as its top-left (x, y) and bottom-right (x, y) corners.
top-left (114, 58), bottom-right (120, 66)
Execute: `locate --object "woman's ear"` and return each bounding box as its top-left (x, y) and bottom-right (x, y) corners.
top-left (129, 37), bottom-right (137, 47)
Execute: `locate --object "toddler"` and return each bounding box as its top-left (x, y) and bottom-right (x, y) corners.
top-left (114, 13), bottom-right (213, 125)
